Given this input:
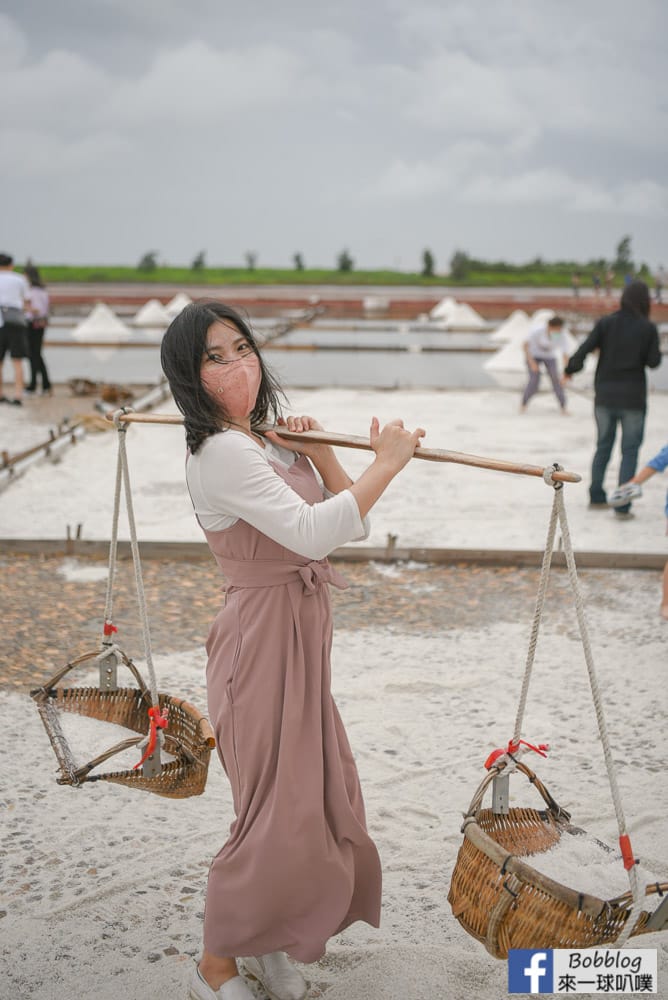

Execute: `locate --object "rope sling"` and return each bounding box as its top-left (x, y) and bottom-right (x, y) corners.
top-left (31, 410), bottom-right (215, 797)
top-left (448, 464), bottom-right (668, 954)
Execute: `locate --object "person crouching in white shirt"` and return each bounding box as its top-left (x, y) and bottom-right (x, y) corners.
top-left (520, 315), bottom-right (569, 414)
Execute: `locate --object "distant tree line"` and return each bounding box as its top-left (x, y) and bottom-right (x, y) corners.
top-left (133, 236), bottom-right (651, 281)
top-left (449, 236), bottom-right (649, 281)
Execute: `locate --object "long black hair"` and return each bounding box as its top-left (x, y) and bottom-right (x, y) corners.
top-left (24, 264), bottom-right (45, 288)
top-left (160, 301), bottom-right (285, 453)
top-left (620, 280), bottom-right (650, 318)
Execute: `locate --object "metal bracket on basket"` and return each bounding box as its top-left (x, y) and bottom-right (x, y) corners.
top-left (96, 644), bottom-right (122, 691)
top-left (141, 743), bottom-right (162, 778)
top-left (645, 893), bottom-right (668, 932)
top-left (492, 774), bottom-right (510, 815)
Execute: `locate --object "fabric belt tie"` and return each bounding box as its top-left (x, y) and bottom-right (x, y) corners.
top-left (297, 560), bottom-right (349, 594)
top-left (217, 557), bottom-right (349, 595)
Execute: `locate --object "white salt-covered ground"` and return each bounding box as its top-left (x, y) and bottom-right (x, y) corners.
top-left (2, 586), bottom-right (667, 1000)
top-left (2, 385), bottom-right (667, 999)
top-left (1, 388), bottom-right (667, 554)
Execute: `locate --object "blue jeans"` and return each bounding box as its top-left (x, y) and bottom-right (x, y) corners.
top-left (590, 406), bottom-right (645, 510)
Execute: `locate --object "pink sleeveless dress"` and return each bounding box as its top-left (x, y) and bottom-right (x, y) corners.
top-left (200, 452), bottom-right (382, 963)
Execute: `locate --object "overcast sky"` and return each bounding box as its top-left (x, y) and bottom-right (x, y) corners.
top-left (2, 1), bottom-right (666, 271)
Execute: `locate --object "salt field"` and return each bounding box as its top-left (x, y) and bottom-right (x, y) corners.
top-left (30, 314), bottom-right (668, 390)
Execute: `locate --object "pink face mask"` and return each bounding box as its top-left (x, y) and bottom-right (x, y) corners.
top-left (201, 353), bottom-right (262, 418)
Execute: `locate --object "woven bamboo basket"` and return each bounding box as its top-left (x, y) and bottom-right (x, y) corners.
top-left (448, 760), bottom-right (668, 957)
top-left (31, 647), bottom-right (215, 799)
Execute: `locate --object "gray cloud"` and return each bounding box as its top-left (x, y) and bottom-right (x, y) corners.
top-left (1, 2), bottom-right (666, 268)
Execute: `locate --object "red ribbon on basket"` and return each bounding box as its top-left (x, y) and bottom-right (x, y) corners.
top-left (508, 738), bottom-right (549, 757)
top-left (484, 739), bottom-right (549, 770)
top-left (133, 705), bottom-right (169, 771)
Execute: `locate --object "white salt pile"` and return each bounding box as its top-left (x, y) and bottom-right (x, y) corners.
top-left (165, 292), bottom-right (193, 319)
top-left (428, 296), bottom-right (456, 319)
top-left (70, 303), bottom-right (133, 362)
top-left (71, 303), bottom-right (132, 341)
top-left (488, 309), bottom-right (530, 344)
top-left (428, 297), bottom-right (486, 329)
top-left (133, 299), bottom-right (171, 328)
top-left (447, 302), bottom-right (487, 329)
top-left (525, 829), bottom-right (656, 900)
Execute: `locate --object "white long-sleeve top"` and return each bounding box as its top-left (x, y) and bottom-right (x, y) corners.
top-left (186, 429), bottom-right (370, 561)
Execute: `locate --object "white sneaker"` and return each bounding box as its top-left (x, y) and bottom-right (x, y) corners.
top-left (608, 482), bottom-right (642, 507)
top-left (188, 964), bottom-right (255, 1000)
top-left (240, 952), bottom-right (308, 1000)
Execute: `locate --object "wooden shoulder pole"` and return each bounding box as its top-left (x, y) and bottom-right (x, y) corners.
top-left (106, 411), bottom-right (581, 484)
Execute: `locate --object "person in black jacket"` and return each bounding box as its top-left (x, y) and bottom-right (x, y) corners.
top-left (562, 280), bottom-right (662, 517)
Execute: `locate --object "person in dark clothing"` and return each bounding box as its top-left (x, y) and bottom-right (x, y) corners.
top-left (24, 265), bottom-right (52, 395)
top-left (562, 280), bottom-right (661, 517)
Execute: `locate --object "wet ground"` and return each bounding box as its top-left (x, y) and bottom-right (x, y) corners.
top-left (2, 551), bottom-right (660, 692)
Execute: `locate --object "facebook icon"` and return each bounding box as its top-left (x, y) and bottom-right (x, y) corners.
top-left (508, 949), bottom-right (554, 993)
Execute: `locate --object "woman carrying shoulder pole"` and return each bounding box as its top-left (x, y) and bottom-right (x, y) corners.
top-left (160, 301), bottom-right (425, 1000)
